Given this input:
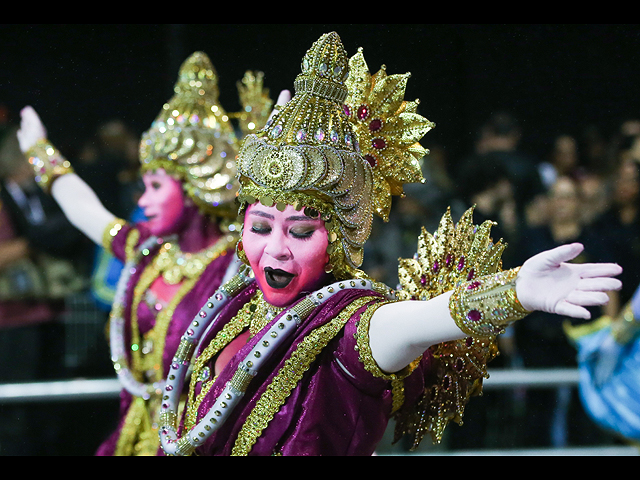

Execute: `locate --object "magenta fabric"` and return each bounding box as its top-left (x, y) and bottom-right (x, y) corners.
top-left (95, 221), bottom-right (235, 455)
top-left (187, 285), bottom-right (432, 456)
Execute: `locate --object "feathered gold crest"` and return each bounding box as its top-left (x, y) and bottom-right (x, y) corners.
top-left (393, 207), bottom-right (505, 447)
top-left (396, 206), bottom-right (506, 301)
top-left (345, 47), bottom-right (435, 221)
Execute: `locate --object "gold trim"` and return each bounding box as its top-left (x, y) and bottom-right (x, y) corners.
top-left (184, 291), bottom-right (261, 432)
top-left (25, 137), bottom-right (75, 193)
top-left (231, 295), bottom-right (378, 456)
top-left (102, 218), bottom-right (127, 256)
top-left (449, 267), bottom-right (529, 337)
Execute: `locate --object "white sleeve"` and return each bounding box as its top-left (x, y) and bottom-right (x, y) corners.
top-left (50, 173), bottom-right (118, 246)
top-left (368, 291), bottom-right (465, 374)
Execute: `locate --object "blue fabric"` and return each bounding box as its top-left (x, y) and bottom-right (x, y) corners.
top-left (575, 323), bottom-right (640, 442)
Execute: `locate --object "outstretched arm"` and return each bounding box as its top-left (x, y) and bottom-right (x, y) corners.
top-left (17, 106), bottom-right (117, 245)
top-left (369, 243), bottom-right (622, 374)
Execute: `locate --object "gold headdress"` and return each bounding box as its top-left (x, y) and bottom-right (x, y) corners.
top-left (236, 32), bottom-right (434, 278)
top-left (140, 52), bottom-right (271, 219)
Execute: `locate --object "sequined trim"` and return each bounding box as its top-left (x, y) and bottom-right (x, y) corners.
top-left (25, 137), bottom-right (75, 193)
top-left (185, 291), bottom-right (261, 432)
top-left (102, 218), bottom-right (127, 256)
top-left (449, 267), bottom-right (529, 337)
top-left (230, 295), bottom-right (378, 456)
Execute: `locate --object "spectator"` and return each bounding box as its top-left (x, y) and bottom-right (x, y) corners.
top-left (0, 125), bottom-right (91, 454)
top-left (514, 176), bottom-right (617, 448)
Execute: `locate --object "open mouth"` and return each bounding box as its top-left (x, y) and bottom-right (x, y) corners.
top-left (264, 267), bottom-right (295, 289)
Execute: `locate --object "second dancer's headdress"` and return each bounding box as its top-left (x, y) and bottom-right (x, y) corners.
top-left (236, 32), bottom-right (434, 278)
top-left (139, 51), bottom-right (271, 220)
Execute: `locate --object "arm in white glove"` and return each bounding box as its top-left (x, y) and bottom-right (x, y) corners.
top-left (17, 106), bottom-right (117, 246)
top-left (369, 242), bottom-right (622, 374)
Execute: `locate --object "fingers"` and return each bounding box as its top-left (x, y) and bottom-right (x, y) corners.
top-left (574, 262), bottom-right (623, 279)
top-left (565, 290), bottom-right (610, 306)
top-left (535, 243), bottom-right (584, 268)
top-left (577, 277), bottom-right (623, 292)
top-left (276, 89), bottom-right (292, 105)
top-left (554, 300), bottom-right (591, 320)
top-left (268, 90), bottom-right (292, 122)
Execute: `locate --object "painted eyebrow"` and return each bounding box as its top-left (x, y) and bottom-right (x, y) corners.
top-left (248, 210), bottom-right (274, 220)
top-left (286, 215), bottom-right (317, 222)
top-left (248, 211), bottom-right (316, 222)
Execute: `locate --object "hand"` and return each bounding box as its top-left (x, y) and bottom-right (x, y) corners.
top-left (17, 106), bottom-right (47, 153)
top-left (267, 90), bottom-right (292, 122)
top-left (516, 243), bottom-right (622, 319)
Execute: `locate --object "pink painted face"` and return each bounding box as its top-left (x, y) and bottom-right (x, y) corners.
top-left (138, 169), bottom-right (186, 236)
top-left (242, 202), bottom-right (330, 307)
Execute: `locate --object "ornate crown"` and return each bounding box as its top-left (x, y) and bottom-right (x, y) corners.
top-left (139, 52), bottom-right (271, 220)
top-left (236, 32), bottom-right (433, 278)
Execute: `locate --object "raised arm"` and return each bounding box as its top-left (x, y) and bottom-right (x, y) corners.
top-left (17, 106), bottom-right (117, 245)
top-left (369, 243), bottom-right (623, 374)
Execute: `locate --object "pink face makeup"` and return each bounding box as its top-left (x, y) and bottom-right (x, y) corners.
top-left (138, 169), bottom-right (186, 236)
top-left (242, 203), bottom-right (330, 307)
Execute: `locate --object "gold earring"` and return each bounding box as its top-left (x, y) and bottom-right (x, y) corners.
top-left (236, 240), bottom-right (249, 265)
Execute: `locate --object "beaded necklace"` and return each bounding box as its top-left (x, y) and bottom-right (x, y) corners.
top-left (158, 274), bottom-right (394, 456)
top-left (109, 233), bottom-right (236, 400)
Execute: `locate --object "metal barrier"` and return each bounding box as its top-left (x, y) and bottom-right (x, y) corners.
top-left (1, 368), bottom-right (638, 456)
top-left (0, 368), bottom-right (579, 403)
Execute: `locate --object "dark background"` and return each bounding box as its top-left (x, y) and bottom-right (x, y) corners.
top-left (3, 24), bottom-right (640, 170)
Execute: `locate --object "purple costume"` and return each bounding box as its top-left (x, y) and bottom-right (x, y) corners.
top-left (184, 284), bottom-right (438, 456)
top-left (96, 222), bottom-right (236, 455)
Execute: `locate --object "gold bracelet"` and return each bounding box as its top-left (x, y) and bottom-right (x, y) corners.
top-left (449, 267), bottom-right (530, 337)
top-left (25, 138), bottom-right (74, 193)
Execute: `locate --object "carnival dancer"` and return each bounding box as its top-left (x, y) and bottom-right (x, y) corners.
top-left (156, 33), bottom-right (622, 456)
top-left (16, 52), bottom-right (272, 455)
top-left (565, 282), bottom-right (640, 444)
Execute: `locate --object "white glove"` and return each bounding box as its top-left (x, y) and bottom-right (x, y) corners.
top-left (268, 90), bottom-right (292, 122)
top-left (17, 106), bottom-right (47, 152)
top-left (515, 243), bottom-right (622, 319)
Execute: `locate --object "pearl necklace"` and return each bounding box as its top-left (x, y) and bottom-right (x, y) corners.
top-left (158, 275), bottom-right (392, 456)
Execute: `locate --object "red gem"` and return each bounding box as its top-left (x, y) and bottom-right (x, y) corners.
top-left (433, 261), bottom-right (439, 273)
top-left (357, 105), bottom-right (369, 120)
top-left (466, 309), bottom-right (482, 322)
top-left (364, 154), bottom-right (377, 167)
top-left (467, 281), bottom-right (481, 290)
top-left (420, 275), bottom-right (427, 286)
top-left (467, 268), bottom-right (475, 281)
top-left (343, 105), bottom-right (351, 117)
top-left (457, 256), bottom-right (465, 271)
top-left (372, 138), bottom-right (386, 150)
top-left (466, 337), bottom-right (474, 347)
top-left (369, 118), bottom-right (382, 132)
top-left (445, 253), bottom-right (453, 267)
top-left (454, 358), bottom-right (464, 372)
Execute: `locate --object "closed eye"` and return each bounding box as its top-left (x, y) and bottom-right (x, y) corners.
top-left (250, 223), bottom-right (271, 235)
top-left (290, 228), bottom-right (315, 240)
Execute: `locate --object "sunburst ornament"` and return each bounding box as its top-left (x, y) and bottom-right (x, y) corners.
top-left (396, 206), bottom-right (506, 301)
top-left (345, 47), bottom-right (435, 221)
top-left (393, 206), bottom-right (506, 447)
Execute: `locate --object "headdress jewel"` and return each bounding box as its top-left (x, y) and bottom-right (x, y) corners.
top-left (139, 51), bottom-right (271, 220)
top-left (236, 32), bottom-right (434, 278)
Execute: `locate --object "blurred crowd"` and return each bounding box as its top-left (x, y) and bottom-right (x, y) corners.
top-left (1, 102), bottom-right (639, 454)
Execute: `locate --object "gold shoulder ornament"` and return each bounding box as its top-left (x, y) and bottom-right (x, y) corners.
top-left (392, 206), bottom-right (528, 448)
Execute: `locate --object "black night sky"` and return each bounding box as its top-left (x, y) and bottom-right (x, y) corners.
top-left (2, 24), bottom-right (640, 168)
